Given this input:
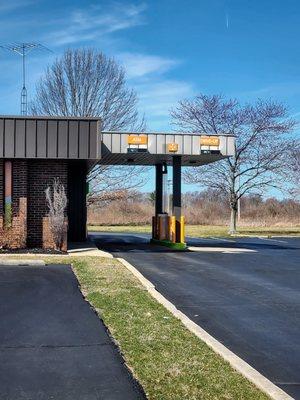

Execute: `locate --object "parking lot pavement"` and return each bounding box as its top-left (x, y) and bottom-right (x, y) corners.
top-left (92, 232), bottom-right (300, 399)
top-left (0, 264), bottom-right (145, 400)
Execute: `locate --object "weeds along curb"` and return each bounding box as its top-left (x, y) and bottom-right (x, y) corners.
top-left (117, 257), bottom-right (293, 400)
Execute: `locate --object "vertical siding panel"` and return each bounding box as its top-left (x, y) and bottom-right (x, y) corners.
top-left (184, 135), bottom-right (192, 155)
top-left (79, 121), bottom-right (89, 159)
top-left (4, 119), bottom-right (15, 158)
top-left (36, 120), bottom-right (47, 158)
top-left (68, 120), bottom-right (79, 158)
top-left (157, 134), bottom-right (165, 154)
top-left (148, 134), bottom-right (156, 154)
top-left (26, 119), bottom-right (36, 158)
top-left (192, 135), bottom-right (200, 155)
top-left (89, 120), bottom-right (98, 158)
top-left (175, 135), bottom-right (183, 154)
top-left (120, 133), bottom-right (128, 153)
top-left (111, 133), bottom-right (121, 153)
top-left (101, 133), bottom-right (111, 150)
top-left (58, 120), bottom-right (68, 158)
top-left (15, 119), bottom-right (26, 157)
top-left (26, 120), bottom-right (37, 158)
top-left (47, 120), bottom-right (58, 158)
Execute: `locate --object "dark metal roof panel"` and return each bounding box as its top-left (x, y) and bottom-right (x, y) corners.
top-left (0, 116), bottom-right (101, 160)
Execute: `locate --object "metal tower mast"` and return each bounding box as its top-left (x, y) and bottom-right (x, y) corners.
top-left (0, 43), bottom-right (51, 115)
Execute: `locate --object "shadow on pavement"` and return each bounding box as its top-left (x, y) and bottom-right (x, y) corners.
top-left (91, 232), bottom-right (300, 253)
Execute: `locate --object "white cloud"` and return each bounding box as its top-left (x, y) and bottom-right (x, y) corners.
top-left (115, 52), bottom-right (191, 129)
top-left (0, 0), bottom-right (194, 131)
top-left (118, 52), bottom-right (179, 78)
top-left (46, 3), bottom-right (147, 46)
top-left (135, 79), bottom-right (194, 130)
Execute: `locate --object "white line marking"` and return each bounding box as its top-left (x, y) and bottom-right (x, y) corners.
top-left (188, 246), bottom-right (256, 253)
top-left (210, 236), bottom-right (236, 242)
top-left (258, 237), bottom-right (288, 244)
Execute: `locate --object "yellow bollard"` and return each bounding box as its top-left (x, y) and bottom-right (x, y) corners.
top-left (169, 216), bottom-right (176, 243)
top-left (180, 216), bottom-right (185, 243)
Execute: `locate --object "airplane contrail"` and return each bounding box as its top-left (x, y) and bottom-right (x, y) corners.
top-left (226, 12), bottom-right (229, 29)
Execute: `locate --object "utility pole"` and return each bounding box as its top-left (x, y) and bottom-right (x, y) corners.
top-left (0, 43), bottom-right (51, 115)
top-left (21, 44), bottom-right (27, 116)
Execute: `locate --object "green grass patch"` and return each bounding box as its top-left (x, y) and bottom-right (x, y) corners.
top-left (37, 255), bottom-right (269, 400)
top-left (150, 238), bottom-right (187, 250)
top-left (88, 224), bottom-right (300, 238)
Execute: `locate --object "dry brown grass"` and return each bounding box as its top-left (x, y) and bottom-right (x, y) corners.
top-left (88, 200), bottom-right (154, 226)
top-left (88, 224), bottom-right (300, 237)
top-left (88, 194), bottom-right (300, 227)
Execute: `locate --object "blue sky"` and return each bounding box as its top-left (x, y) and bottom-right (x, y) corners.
top-left (0, 0), bottom-right (299, 193)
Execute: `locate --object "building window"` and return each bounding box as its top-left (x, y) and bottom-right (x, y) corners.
top-left (4, 161), bottom-right (12, 227)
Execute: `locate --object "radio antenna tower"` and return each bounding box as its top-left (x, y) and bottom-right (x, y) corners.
top-left (0, 43), bottom-right (51, 115)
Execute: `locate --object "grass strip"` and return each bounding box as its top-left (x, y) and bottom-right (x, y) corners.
top-left (41, 255), bottom-right (270, 400)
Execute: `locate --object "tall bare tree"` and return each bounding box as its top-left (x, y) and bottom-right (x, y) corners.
top-left (171, 94), bottom-right (296, 233)
top-left (31, 48), bottom-right (144, 130)
top-left (31, 48), bottom-right (147, 197)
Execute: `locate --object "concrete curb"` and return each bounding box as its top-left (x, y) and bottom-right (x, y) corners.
top-left (0, 260), bottom-right (45, 266)
top-left (0, 240), bottom-right (112, 260)
top-left (117, 257), bottom-right (294, 400)
top-left (68, 240), bottom-right (113, 258)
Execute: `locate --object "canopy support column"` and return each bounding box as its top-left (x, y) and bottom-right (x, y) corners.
top-left (155, 163), bottom-right (163, 216)
top-left (151, 159), bottom-right (185, 249)
top-left (152, 163), bottom-right (166, 240)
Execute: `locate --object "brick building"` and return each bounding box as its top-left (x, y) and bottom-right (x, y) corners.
top-left (0, 116), bottom-right (100, 250)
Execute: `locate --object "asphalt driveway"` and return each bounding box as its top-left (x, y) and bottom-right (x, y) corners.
top-left (92, 232), bottom-right (300, 399)
top-left (0, 264), bottom-right (145, 400)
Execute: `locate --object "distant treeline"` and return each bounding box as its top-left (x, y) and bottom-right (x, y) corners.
top-left (87, 189), bottom-right (300, 226)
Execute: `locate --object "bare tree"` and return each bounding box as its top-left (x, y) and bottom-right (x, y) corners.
top-left (31, 48), bottom-right (147, 197)
top-left (31, 48), bottom-right (144, 130)
top-left (87, 164), bottom-right (148, 204)
top-left (87, 188), bottom-right (141, 206)
top-left (171, 94), bottom-right (296, 233)
top-left (45, 179), bottom-right (67, 251)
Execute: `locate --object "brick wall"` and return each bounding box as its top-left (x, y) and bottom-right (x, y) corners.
top-left (0, 160), bottom-right (3, 240)
top-left (27, 160), bottom-right (68, 249)
top-left (0, 160), bottom-right (28, 249)
top-left (0, 159), bottom-right (68, 250)
top-left (0, 160), bottom-right (3, 217)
